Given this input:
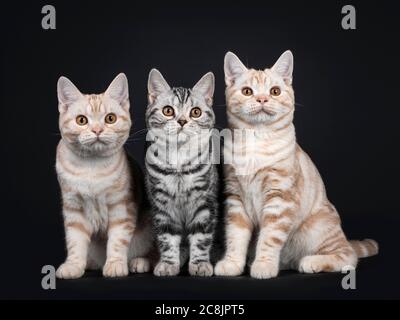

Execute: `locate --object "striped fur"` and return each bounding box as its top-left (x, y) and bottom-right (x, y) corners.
top-left (145, 69), bottom-right (218, 276)
top-left (55, 74), bottom-right (153, 279)
top-left (215, 51), bottom-right (378, 279)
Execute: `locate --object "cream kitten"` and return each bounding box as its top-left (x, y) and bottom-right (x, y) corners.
top-left (56, 74), bottom-right (153, 279)
top-left (215, 51), bottom-right (378, 279)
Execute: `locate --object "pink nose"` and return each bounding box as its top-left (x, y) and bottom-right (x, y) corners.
top-left (256, 95), bottom-right (269, 104)
top-left (92, 127), bottom-right (103, 136)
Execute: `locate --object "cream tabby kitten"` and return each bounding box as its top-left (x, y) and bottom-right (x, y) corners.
top-left (215, 51), bottom-right (378, 279)
top-left (56, 74), bottom-right (152, 279)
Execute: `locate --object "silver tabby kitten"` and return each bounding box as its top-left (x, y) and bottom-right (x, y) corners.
top-left (145, 69), bottom-right (218, 276)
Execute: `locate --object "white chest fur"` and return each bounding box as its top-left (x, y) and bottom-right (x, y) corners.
top-left (226, 127), bottom-right (296, 222)
top-left (56, 142), bottom-right (125, 233)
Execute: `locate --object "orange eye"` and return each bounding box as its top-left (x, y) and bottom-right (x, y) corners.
top-left (241, 87), bottom-right (253, 96)
top-left (270, 86), bottom-right (281, 96)
top-left (76, 115), bottom-right (88, 126)
top-left (105, 113), bottom-right (117, 124)
top-left (162, 106), bottom-right (175, 117)
top-left (190, 107), bottom-right (202, 118)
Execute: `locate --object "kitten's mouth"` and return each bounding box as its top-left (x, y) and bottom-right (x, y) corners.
top-left (248, 108), bottom-right (263, 115)
top-left (263, 109), bottom-right (277, 116)
top-left (177, 127), bottom-right (193, 135)
top-left (248, 108), bottom-right (276, 117)
top-left (88, 138), bottom-right (107, 146)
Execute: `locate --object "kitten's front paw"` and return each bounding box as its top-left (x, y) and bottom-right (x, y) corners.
top-left (214, 259), bottom-right (244, 276)
top-left (56, 262), bottom-right (85, 279)
top-left (154, 262), bottom-right (180, 276)
top-left (103, 259), bottom-right (128, 278)
top-left (129, 257), bottom-right (151, 273)
top-left (189, 261), bottom-right (213, 277)
top-left (250, 260), bottom-right (279, 279)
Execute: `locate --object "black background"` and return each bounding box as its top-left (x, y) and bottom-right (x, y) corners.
top-left (1, 0), bottom-right (399, 299)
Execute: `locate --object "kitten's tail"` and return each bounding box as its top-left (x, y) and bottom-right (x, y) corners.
top-left (349, 239), bottom-right (379, 258)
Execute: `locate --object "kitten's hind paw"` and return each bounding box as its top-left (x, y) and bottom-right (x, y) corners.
top-left (103, 259), bottom-right (129, 278)
top-left (56, 262), bottom-right (85, 279)
top-left (298, 255), bottom-right (355, 273)
top-left (250, 260), bottom-right (279, 279)
top-left (189, 261), bottom-right (213, 277)
top-left (154, 262), bottom-right (180, 276)
top-left (129, 257), bottom-right (151, 273)
top-left (214, 259), bottom-right (244, 277)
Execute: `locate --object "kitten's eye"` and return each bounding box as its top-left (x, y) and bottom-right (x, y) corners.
top-left (105, 113), bottom-right (117, 124)
top-left (270, 86), bottom-right (281, 96)
top-left (241, 87), bottom-right (253, 96)
top-left (190, 107), bottom-right (202, 118)
top-left (162, 106), bottom-right (175, 117)
top-left (76, 115), bottom-right (88, 126)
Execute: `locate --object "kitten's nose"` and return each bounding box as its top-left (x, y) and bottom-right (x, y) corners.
top-left (256, 95), bottom-right (269, 104)
top-left (92, 127), bottom-right (103, 136)
top-left (177, 118), bottom-right (187, 127)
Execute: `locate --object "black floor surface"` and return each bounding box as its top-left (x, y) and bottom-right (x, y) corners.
top-left (49, 257), bottom-right (383, 300)
top-left (6, 212), bottom-right (397, 300)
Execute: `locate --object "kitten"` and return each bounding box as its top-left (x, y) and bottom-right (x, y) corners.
top-left (145, 69), bottom-right (218, 276)
top-left (215, 51), bottom-right (378, 279)
top-left (56, 74), bottom-right (153, 279)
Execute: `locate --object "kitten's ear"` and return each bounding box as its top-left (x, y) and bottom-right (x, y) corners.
top-left (57, 76), bottom-right (83, 113)
top-left (224, 51), bottom-right (248, 86)
top-left (148, 69), bottom-right (171, 104)
top-left (271, 50), bottom-right (294, 85)
top-left (105, 73), bottom-right (129, 108)
top-left (192, 72), bottom-right (215, 106)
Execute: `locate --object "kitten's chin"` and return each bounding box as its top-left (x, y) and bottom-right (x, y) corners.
top-left (67, 141), bottom-right (120, 157)
top-left (161, 130), bottom-right (191, 144)
top-left (175, 131), bottom-right (190, 143)
top-left (235, 111), bottom-right (277, 126)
